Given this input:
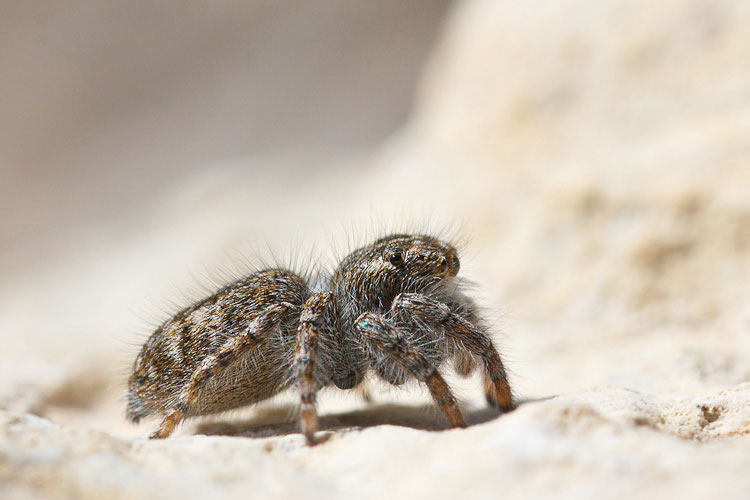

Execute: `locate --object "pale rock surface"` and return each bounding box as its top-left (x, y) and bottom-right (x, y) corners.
top-left (2, 0), bottom-right (750, 499)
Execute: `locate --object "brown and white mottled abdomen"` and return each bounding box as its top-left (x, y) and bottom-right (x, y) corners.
top-left (126, 269), bottom-right (308, 421)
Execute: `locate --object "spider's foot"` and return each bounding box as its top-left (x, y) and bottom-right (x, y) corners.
top-left (300, 402), bottom-right (318, 445)
top-left (149, 408), bottom-right (183, 439)
top-left (485, 379), bottom-right (515, 412)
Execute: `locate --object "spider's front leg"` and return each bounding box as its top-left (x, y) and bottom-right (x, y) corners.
top-left (151, 302), bottom-right (297, 439)
top-left (354, 313), bottom-right (466, 428)
top-left (295, 292), bottom-right (332, 444)
top-left (392, 293), bottom-right (515, 412)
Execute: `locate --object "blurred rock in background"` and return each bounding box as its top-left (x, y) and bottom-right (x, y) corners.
top-left (0, 0), bottom-right (451, 248)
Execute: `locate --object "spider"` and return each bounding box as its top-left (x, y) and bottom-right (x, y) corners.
top-left (126, 234), bottom-right (514, 443)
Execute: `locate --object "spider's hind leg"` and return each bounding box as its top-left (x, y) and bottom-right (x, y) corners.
top-left (151, 408), bottom-right (183, 439)
top-left (149, 302), bottom-right (297, 439)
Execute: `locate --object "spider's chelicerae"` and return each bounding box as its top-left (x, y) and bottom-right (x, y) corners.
top-left (126, 234), bottom-right (514, 443)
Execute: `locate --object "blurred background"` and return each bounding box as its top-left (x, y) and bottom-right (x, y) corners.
top-left (1, 0), bottom-right (749, 458)
top-left (2, 1), bottom-right (750, 498)
top-left (1, 0), bottom-right (451, 254)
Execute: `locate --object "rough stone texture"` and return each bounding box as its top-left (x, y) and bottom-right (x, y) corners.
top-left (2, 0), bottom-right (750, 498)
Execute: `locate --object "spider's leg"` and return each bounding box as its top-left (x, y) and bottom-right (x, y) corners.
top-left (453, 350), bottom-right (476, 377)
top-left (150, 408), bottom-right (182, 439)
top-left (392, 293), bottom-right (514, 411)
top-left (149, 301), bottom-right (297, 439)
top-left (295, 292), bottom-right (332, 444)
top-left (354, 312), bottom-right (466, 428)
top-left (356, 382), bottom-right (374, 404)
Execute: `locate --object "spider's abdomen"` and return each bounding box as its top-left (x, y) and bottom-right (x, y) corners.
top-left (127, 269), bottom-right (309, 420)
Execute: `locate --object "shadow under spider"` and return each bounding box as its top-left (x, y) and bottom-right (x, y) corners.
top-left (194, 397), bottom-right (552, 440)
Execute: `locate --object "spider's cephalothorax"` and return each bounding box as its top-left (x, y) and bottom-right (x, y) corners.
top-left (127, 234), bottom-right (514, 443)
top-left (334, 234), bottom-right (461, 311)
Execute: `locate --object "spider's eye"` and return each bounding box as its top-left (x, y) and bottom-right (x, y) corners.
top-left (389, 251), bottom-right (404, 266)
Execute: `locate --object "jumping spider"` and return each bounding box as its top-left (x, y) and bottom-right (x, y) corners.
top-left (127, 234), bottom-right (514, 443)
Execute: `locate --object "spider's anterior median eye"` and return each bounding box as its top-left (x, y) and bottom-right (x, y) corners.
top-left (389, 251), bottom-right (404, 265)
